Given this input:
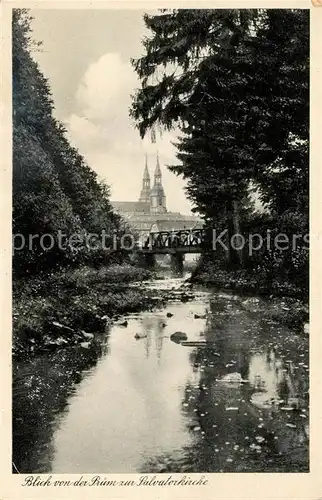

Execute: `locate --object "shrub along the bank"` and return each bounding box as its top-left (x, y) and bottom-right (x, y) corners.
top-left (13, 265), bottom-right (159, 359)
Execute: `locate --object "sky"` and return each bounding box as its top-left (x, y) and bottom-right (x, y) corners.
top-left (30, 9), bottom-right (193, 215)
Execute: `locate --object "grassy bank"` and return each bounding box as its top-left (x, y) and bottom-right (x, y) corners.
top-left (13, 264), bottom-right (164, 359)
top-left (191, 262), bottom-right (309, 333)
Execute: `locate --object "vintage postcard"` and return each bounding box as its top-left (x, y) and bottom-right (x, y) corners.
top-left (0, 0), bottom-right (321, 498)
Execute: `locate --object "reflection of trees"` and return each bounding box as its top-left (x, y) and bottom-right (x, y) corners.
top-left (188, 298), bottom-right (253, 385)
top-left (154, 320), bottom-right (164, 361)
top-left (140, 317), bottom-right (165, 361)
top-left (12, 337), bottom-right (108, 473)
top-left (170, 296), bottom-right (309, 472)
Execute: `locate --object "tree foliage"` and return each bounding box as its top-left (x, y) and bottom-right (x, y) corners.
top-left (13, 9), bottom-right (122, 275)
top-left (131, 9), bottom-right (309, 290)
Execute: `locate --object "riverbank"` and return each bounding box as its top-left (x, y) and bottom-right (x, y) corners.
top-left (13, 264), bottom-right (165, 359)
top-left (190, 263), bottom-right (309, 333)
top-left (13, 261), bottom-right (309, 360)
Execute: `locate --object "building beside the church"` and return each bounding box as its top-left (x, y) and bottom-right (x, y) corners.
top-left (111, 154), bottom-right (203, 236)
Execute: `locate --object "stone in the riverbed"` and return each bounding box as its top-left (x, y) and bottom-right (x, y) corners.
top-left (81, 331), bottom-right (94, 340)
top-left (101, 315), bottom-right (112, 324)
top-left (180, 340), bottom-right (210, 347)
top-left (217, 373), bottom-right (246, 384)
top-left (50, 321), bottom-right (75, 336)
top-left (180, 293), bottom-right (195, 302)
top-left (118, 320), bottom-right (128, 327)
top-left (250, 392), bottom-right (275, 409)
top-left (194, 313), bottom-right (206, 319)
top-left (170, 331), bottom-right (188, 343)
top-left (45, 336), bottom-right (69, 348)
top-left (134, 333), bottom-right (147, 340)
top-left (166, 312), bottom-right (174, 318)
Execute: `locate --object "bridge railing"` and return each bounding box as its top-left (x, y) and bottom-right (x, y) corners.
top-left (142, 228), bottom-right (209, 250)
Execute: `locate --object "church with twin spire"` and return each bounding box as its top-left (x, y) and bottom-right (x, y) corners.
top-left (111, 154), bottom-right (202, 235)
top-left (138, 154), bottom-right (167, 214)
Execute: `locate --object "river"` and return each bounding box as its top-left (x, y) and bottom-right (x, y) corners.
top-left (12, 268), bottom-right (309, 473)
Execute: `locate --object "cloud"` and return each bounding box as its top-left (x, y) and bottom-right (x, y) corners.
top-left (64, 52), bottom-right (193, 214)
top-left (75, 52), bottom-right (137, 123)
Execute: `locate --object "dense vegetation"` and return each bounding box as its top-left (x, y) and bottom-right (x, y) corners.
top-left (13, 9), bottom-right (123, 276)
top-left (131, 9), bottom-right (309, 299)
top-left (12, 10), bottom-right (151, 357)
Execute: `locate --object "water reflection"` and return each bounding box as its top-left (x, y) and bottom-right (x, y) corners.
top-left (12, 335), bottom-right (108, 473)
top-left (12, 284), bottom-right (309, 473)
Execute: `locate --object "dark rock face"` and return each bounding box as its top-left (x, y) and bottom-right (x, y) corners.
top-left (170, 331), bottom-right (188, 344)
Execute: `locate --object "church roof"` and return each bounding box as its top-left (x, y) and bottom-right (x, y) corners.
top-left (111, 201), bottom-right (150, 214)
top-left (150, 219), bottom-right (202, 232)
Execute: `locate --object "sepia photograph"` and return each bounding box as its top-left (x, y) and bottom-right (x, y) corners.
top-left (11, 7), bottom-right (309, 475)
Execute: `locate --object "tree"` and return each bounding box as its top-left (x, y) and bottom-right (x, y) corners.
top-left (13, 9), bottom-right (122, 275)
top-left (131, 9), bottom-right (309, 273)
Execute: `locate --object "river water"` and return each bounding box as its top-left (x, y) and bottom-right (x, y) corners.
top-left (12, 269), bottom-right (309, 473)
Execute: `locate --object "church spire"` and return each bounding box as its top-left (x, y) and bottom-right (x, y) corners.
top-left (143, 153), bottom-right (150, 180)
top-left (150, 152), bottom-right (166, 213)
top-left (138, 154), bottom-right (151, 204)
top-left (154, 151), bottom-right (162, 184)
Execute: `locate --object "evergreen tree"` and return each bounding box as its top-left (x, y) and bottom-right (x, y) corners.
top-left (131, 9), bottom-right (309, 274)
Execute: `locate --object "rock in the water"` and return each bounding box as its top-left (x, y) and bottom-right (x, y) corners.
top-left (166, 312), bottom-right (174, 318)
top-left (250, 392), bottom-right (276, 409)
top-left (134, 333), bottom-right (147, 340)
top-left (101, 315), bottom-right (112, 324)
top-left (81, 331), bottom-right (94, 340)
top-left (217, 372), bottom-right (245, 384)
top-left (181, 340), bottom-right (210, 347)
top-left (194, 314), bottom-right (206, 319)
top-left (55, 337), bottom-right (69, 346)
top-left (50, 321), bottom-right (75, 336)
top-left (44, 336), bottom-right (68, 348)
top-left (119, 320), bottom-right (128, 327)
top-left (170, 331), bottom-right (188, 344)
